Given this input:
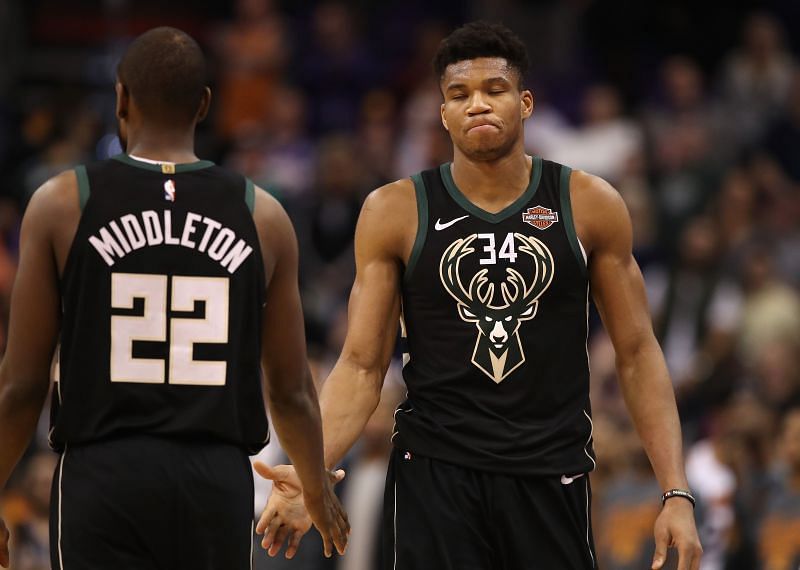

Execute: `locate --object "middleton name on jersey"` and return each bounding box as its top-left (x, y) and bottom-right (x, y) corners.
top-left (88, 209), bottom-right (253, 273)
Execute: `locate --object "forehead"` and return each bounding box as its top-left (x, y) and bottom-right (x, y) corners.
top-left (441, 57), bottom-right (516, 85)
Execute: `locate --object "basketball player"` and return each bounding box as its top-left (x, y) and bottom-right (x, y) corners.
top-left (0, 27), bottom-right (348, 569)
top-left (258, 20), bottom-right (703, 570)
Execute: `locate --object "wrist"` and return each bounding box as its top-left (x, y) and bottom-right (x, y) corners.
top-left (661, 488), bottom-right (696, 508)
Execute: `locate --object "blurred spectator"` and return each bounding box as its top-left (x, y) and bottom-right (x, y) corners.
top-left (641, 56), bottom-right (726, 241)
top-left (225, 84), bottom-right (315, 200)
top-left (394, 80), bottom-right (452, 177)
top-left (761, 70), bottom-right (800, 182)
top-left (646, 217), bottom-right (742, 398)
top-left (686, 405), bottom-right (738, 570)
top-left (297, 134), bottom-right (365, 345)
top-left (212, 0), bottom-right (288, 141)
top-left (357, 89), bottom-right (399, 188)
top-left (758, 407), bottom-right (800, 570)
top-left (736, 245), bottom-right (800, 368)
top-left (720, 12), bottom-right (797, 146)
top-left (595, 427), bottom-right (662, 570)
top-left (293, 2), bottom-right (380, 134)
top-left (7, 452), bottom-right (57, 570)
top-left (532, 83), bottom-right (644, 185)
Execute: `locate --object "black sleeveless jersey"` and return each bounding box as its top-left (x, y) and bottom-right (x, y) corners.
top-left (395, 157), bottom-right (596, 475)
top-left (50, 154), bottom-right (269, 454)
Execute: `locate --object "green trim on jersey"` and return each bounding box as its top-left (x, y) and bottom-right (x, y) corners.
top-left (404, 173), bottom-right (429, 283)
top-left (75, 165), bottom-right (90, 211)
top-left (245, 178), bottom-right (255, 214)
top-left (559, 165), bottom-right (587, 278)
top-left (111, 154), bottom-right (215, 173)
top-left (439, 155), bottom-right (543, 224)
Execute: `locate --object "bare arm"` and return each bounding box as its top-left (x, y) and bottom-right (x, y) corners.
top-left (253, 189), bottom-right (347, 556)
top-left (319, 180), bottom-right (411, 468)
top-left (0, 173), bottom-right (69, 567)
top-left (572, 171), bottom-right (701, 570)
top-left (256, 179), bottom-right (413, 558)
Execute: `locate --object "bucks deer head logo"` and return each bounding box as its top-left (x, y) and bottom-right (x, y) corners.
top-left (439, 233), bottom-right (554, 383)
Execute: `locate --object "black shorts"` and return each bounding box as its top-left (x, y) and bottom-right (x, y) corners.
top-left (382, 448), bottom-right (597, 570)
top-left (50, 436), bottom-right (254, 570)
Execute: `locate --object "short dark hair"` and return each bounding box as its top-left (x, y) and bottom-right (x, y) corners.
top-left (433, 21), bottom-right (529, 84)
top-left (117, 27), bottom-right (207, 125)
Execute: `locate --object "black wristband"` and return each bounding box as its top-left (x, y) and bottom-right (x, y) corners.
top-left (661, 488), bottom-right (696, 508)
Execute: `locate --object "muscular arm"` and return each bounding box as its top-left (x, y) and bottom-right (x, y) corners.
top-left (573, 171), bottom-right (701, 569)
top-left (0, 174), bottom-right (68, 490)
top-left (319, 180), bottom-right (411, 469)
top-left (255, 190), bottom-right (328, 498)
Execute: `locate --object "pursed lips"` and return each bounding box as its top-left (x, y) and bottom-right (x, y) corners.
top-left (466, 121), bottom-right (500, 133)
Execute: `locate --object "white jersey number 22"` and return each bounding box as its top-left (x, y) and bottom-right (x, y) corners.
top-left (110, 272), bottom-right (229, 385)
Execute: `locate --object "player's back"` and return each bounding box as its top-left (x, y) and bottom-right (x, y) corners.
top-left (50, 154), bottom-right (268, 453)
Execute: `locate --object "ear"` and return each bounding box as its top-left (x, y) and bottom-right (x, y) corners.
top-left (521, 89), bottom-right (534, 120)
top-left (519, 302), bottom-right (538, 321)
top-left (196, 86), bottom-right (212, 123)
top-left (440, 102), bottom-right (448, 131)
top-left (458, 304), bottom-right (479, 323)
top-left (115, 81), bottom-right (129, 120)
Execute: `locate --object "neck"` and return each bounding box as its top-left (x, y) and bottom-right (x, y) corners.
top-left (125, 126), bottom-right (199, 164)
top-left (451, 143), bottom-right (531, 204)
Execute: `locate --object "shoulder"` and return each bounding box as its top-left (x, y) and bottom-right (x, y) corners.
top-left (361, 178), bottom-right (416, 215)
top-left (357, 178), bottom-right (417, 260)
top-left (24, 169), bottom-right (80, 233)
top-left (568, 169), bottom-right (631, 252)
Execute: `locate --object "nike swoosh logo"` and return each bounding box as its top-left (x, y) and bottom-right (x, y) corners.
top-left (434, 215), bottom-right (469, 231)
top-left (560, 473), bottom-right (585, 485)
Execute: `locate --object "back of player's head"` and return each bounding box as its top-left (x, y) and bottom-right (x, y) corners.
top-left (433, 21), bottom-right (529, 85)
top-left (117, 27), bottom-right (207, 126)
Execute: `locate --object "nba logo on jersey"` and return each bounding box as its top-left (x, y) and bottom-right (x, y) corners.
top-left (164, 179), bottom-right (176, 202)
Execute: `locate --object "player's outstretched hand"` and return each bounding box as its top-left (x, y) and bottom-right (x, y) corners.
top-left (651, 498), bottom-right (702, 570)
top-left (254, 462), bottom-right (347, 559)
top-left (0, 516), bottom-right (10, 568)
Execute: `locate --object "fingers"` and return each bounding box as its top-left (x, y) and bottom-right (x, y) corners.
top-left (651, 527), bottom-right (669, 569)
top-left (334, 505), bottom-right (350, 555)
top-left (676, 539), bottom-right (703, 570)
top-left (284, 531), bottom-right (304, 560)
top-left (255, 505), bottom-right (274, 535)
top-left (320, 530), bottom-right (333, 558)
top-left (268, 525), bottom-right (290, 557)
top-left (261, 513), bottom-right (284, 555)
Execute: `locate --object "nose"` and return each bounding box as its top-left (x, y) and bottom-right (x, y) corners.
top-left (467, 91), bottom-right (491, 115)
top-left (489, 321), bottom-right (508, 343)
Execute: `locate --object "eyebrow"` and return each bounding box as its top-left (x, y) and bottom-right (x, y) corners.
top-left (445, 76), bottom-right (513, 91)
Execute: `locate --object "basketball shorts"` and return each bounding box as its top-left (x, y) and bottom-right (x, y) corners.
top-left (382, 448), bottom-right (597, 569)
top-left (50, 435), bottom-right (254, 570)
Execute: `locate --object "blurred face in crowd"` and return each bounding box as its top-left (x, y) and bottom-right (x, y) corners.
top-left (783, 409), bottom-right (800, 471)
top-left (440, 57), bottom-right (533, 162)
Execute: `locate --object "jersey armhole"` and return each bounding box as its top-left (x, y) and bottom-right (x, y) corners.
top-left (403, 173), bottom-right (428, 284)
top-left (559, 165), bottom-right (588, 279)
top-left (75, 165), bottom-right (90, 211)
top-left (245, 177), bottom-right (255, 214)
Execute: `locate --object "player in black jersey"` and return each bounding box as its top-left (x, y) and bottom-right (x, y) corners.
top-left (259, 21), bottom-right (701, 570)
top-left (0, 27), bottom-right (348, 569)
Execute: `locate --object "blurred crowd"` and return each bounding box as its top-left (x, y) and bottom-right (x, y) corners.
top-left (0, 0), bottom-right (799, 569)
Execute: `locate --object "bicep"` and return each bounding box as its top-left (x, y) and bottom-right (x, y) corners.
top-left (588, 191), bottom-right (654, 354)
top-left (338, 199), bottom-right (402, 375)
